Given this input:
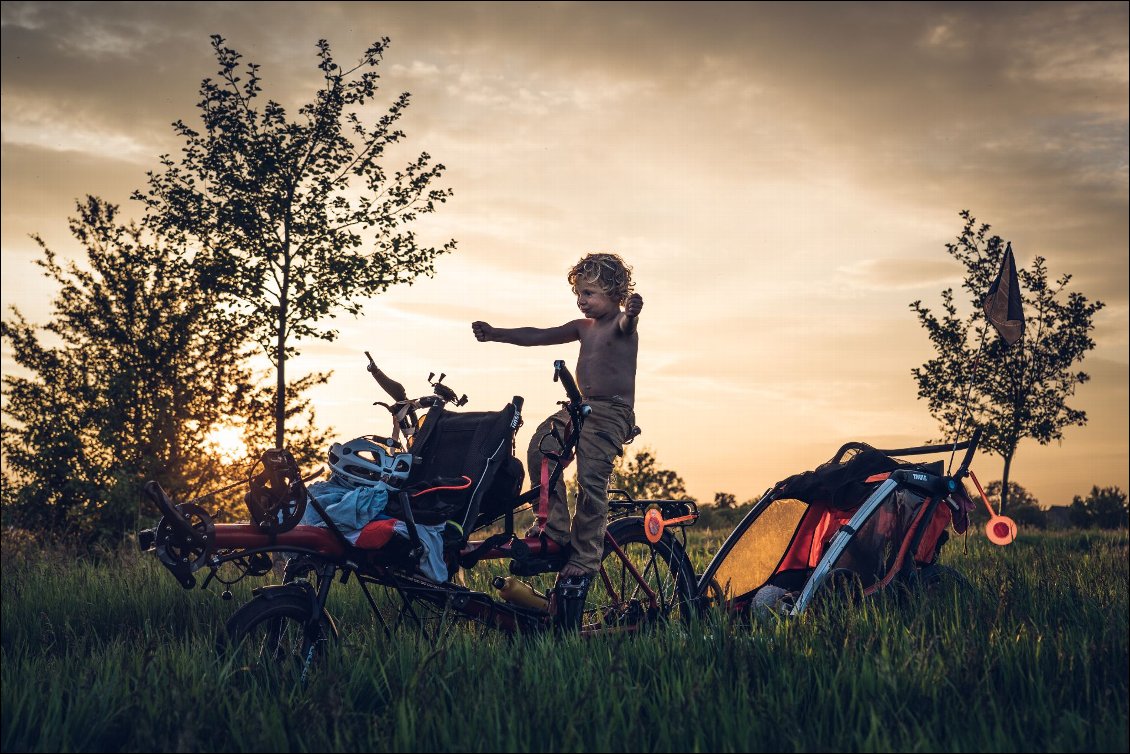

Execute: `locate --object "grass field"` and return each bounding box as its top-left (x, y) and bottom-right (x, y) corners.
top-left (2, 528), bottom-right (1127, 752)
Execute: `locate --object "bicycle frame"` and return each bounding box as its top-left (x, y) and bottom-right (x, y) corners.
top-left (141, 487), bottom-right (698, 639)
top-left (138, 358), bottom-right (701, 641)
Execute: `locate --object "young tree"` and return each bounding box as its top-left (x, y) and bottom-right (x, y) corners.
top-left (910, 211), bottom-right (1104, 513)
top-left (135, 35), bottom-right (455, 448)
top-left (0, 197), bottom-right (328, 544)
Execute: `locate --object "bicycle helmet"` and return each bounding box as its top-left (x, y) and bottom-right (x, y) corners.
top-left (327, 436), bottom-right (413, 489)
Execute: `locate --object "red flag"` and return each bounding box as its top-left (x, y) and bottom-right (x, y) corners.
top-left (982, 242), bottom-right (1024, 347)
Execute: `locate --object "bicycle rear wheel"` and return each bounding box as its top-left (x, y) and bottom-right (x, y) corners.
top-left (585, 517), bottom-right (698, 632)
top-left (221, 591), bottom-right (338, 681)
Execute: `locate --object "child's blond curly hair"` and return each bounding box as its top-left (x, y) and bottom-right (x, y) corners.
top-left (568, 252), bottom-right (634, 306)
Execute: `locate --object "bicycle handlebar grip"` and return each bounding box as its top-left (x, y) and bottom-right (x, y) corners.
top-left (553, 359), bottom-right (583, 404)
top-left (364, 351), bottom-right (408, 402)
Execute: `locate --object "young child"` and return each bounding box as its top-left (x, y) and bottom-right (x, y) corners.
top-left (471, 252), bottom-right (642, 600)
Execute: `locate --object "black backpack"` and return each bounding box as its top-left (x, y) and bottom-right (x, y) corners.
top-left (385, 403), bottom-right (523, 532)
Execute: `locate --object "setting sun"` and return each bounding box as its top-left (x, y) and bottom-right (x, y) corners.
top-left (205, 423), bottom-right (250, 465)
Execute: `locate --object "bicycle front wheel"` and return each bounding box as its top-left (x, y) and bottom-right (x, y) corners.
top-left (586, 517), bottom-right (699, 632)
top-left (221, 591), bottom-right (338, 680)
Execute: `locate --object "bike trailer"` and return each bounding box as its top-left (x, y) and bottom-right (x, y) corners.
top-left (697, 438), bottom-right (978, 615)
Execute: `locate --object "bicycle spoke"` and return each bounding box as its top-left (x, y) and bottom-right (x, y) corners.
top-left (584, 520), bottom-right (697, 633)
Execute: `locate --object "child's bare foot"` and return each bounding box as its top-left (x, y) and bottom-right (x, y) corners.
top-left (559, 562), bottom-right (588, 578)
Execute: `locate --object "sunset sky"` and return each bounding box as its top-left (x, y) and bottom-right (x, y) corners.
top-left (2, 1), bottom-right (1127, 510)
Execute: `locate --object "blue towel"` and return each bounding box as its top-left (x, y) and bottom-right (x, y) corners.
top-left (301, 478), bottom-right (389, 538)
top-left (301, 475), bottom-right (448, 582)
top-left (393, 520), bottom-right (448, 582)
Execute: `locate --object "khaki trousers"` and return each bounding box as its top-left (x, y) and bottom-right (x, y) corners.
top-left (526, 398), bottom-right (635, 573)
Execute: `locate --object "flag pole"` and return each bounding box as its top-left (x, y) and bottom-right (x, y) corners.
top-left (947, 322), bottom-right (989, 475)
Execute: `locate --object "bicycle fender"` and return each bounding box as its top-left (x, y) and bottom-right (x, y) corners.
top-left (605, 516), bottom-right (650, 543)
top-left (250, 581), bottom-right (319, 615)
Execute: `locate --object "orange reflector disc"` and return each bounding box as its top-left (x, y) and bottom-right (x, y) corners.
top-left (644, 507), bottom-right (663, 544)
top-left (985, 515), bottom-right (1017, 546)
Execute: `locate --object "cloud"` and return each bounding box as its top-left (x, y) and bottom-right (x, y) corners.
top-left (838, 257), bottom-right (965, 291)
top-left (2, 1), bottom-right (1124, 507)
top-left (2, 104), bottom-right (154, 161)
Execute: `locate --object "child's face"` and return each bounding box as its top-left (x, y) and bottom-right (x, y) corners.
top-left (573, 278), bottom-right (619, 319)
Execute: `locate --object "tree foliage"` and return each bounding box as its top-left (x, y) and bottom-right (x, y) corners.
top-left (983, 480), bottom-right (1045, 529)
top-left (563, 447), bottom-right (690, 510)
top-left (714, 492), bottom-right (736, 510)
top-left (910, 211), bottom-right (1103, 513)
top-left (134, 35), bottom-right (455, 447)
top-left (1070, 486), bottom-right (1128, 530)
top-left (696, 492), bottom-right (758, 532)
top-left (1, 198), bottom-right (325, 544)
top-left (609, 448), bottom-right (690, 501)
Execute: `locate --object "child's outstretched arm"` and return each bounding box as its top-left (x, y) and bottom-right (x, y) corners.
top-left (472, 320), bottom-right (580, 346)
top-left (618, 293), bottom-right (643, 335)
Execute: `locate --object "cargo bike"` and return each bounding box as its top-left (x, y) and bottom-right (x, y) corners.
top-left (139, 356), bottom-right (701, 677)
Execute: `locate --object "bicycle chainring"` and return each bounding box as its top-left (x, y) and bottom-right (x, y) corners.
top-left (245, 449), bottom-right (307, 534)
top-left (155, 502), bottom-right (215, 576)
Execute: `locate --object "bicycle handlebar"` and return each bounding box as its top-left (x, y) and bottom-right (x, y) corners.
top-left (553, 359), bottom-right (583, 405)
top-left (365, 351), bottom-right (408, 403)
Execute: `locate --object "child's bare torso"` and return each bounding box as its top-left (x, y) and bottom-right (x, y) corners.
top-left (574, 316), bottom-right (638, 406)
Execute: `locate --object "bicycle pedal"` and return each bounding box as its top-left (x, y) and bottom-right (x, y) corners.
top-left (553, 573), bottom-right (593, 632)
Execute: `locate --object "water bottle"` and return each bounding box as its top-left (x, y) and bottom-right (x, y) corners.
top-left (492, 575), bottom-right (549, 612)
